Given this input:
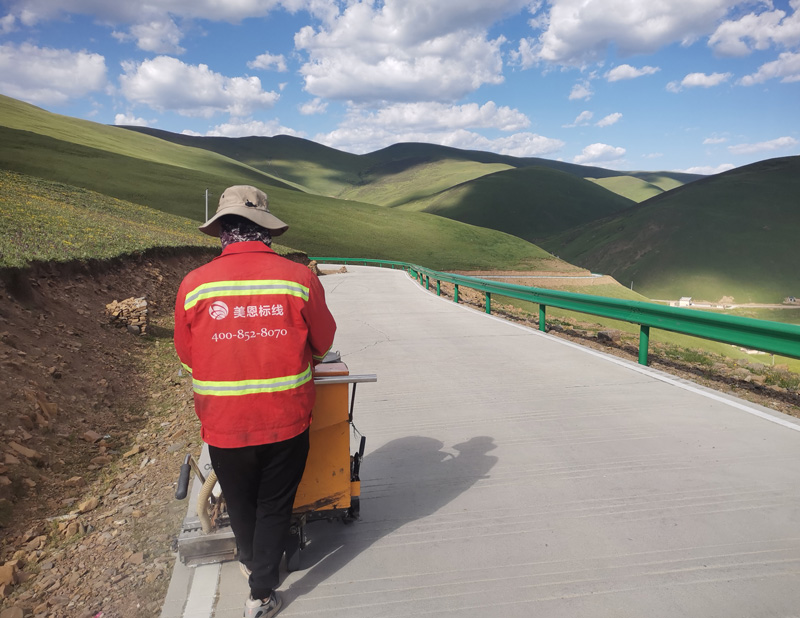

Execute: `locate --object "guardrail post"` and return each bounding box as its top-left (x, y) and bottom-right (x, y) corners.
top-left (639, 325), bottom-right (650, 366)
top-left (539, 305), bottom-right (547, 332)
top-left (436, 280), bottom-right (441, 296)
top-left (485, 292), bottom-right (491, 314)
top-left (425, 274), bottom-right (430, 290)
top-left (454, 284), bottom-right (459, 303)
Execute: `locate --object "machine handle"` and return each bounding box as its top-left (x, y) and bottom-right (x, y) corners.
top-left (175, 462), bottom-right (191, 500)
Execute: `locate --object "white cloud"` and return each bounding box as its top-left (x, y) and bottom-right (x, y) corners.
top-left (528, 0), bottom-right (734, 66)
top-left (248, 52), bottom-right (288, 72)
top-left (1, 13), bottom-right (16, 33)
top-left (119, 56), bottom-right (279, 117)
top-left (299, 97), bottom-right (328, 115)
top-left (1, 1), bottom-right (341, 26)
top-left (1, 1), bottom-right (342, 58)
top-left (739, 51), bottom-right (800, 85)
top-left (678, 163), bottom-right (735, 174)
top-left (595, 112), bottom-right (622, 127)
top-left (294, 0), bottom-right (531, 102)
top-left (709, 3), bottom-right (800, 57)
top-left (190, 119), bottom-right (305, 138)
top-left (0, 42), bottom-right (106, 105)
top-left (356, 101), bottom-right (530, 133)
top-left (564, 110), bottom-right (593, 127)
top-left (313, 100), bottom-right (558, 156)
top-left (317, 125), bottom-right (564, 157)
top-left (129, 19), bottom-right (186, 54)
top-left (573, 142), bottom-right (626, 165)
top-left (605, 64), bottom-right (660, 82)
top-left (569, 80), bottom-right (593, 100)
top-left (114, 113), bottom-right (151, 126)
top-left (703, 136), bottom-right (727, 144)
top-left (642, 152), bottom-right (663, 159)
top-left (667, 71), bottom-right (732, 92)
top-left (728, 136), bottom-right (798, 155)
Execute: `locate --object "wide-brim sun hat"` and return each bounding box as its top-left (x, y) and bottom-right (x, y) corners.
top-left (198, 185), bottom-right (289, 237)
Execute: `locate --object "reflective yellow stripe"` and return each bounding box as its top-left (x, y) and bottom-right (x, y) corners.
top-left (181, 362), bottom-right (192, 375)
top-left (312, 343), bottom-right (333, 361)
top-left (184, 279), bottom-right (309, 310)
top-left (192, 364), bottom-right (312, 397)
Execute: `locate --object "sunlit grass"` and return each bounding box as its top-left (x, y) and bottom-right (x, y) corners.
top-left (0, 170), bottom-right (218, 267)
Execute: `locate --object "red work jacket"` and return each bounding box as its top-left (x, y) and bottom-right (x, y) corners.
top-left (174, 242), bottom-right (336, 448)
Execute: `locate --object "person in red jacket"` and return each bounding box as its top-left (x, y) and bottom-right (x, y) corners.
top-left (174, 185), bottom-right (336, 618)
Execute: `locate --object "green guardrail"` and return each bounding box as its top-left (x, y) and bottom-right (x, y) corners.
top-left (311, 257), bottom-right (800, 366)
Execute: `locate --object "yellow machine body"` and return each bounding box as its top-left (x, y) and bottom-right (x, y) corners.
top-left (293, 361), bottom-right (354, 513)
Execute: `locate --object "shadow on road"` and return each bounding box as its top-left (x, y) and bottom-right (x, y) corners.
top-left (281, 435), bottom-right (497, 604)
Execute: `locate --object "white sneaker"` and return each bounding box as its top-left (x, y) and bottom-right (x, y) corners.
top-left (243, 591), bottom-right (282, 618)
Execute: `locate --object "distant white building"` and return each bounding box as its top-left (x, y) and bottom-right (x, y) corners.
top-left (678, 297), bottom-right (692, 307)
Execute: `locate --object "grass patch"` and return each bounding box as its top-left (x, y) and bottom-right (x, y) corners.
top-left (0, 170), bottom-right (218, 267)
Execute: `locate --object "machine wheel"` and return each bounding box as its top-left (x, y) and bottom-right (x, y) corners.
top-left (343, 496), bottom-right (360, 524)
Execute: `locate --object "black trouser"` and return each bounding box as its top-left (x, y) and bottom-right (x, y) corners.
top-left (208, 428), bottom-right (310, 600)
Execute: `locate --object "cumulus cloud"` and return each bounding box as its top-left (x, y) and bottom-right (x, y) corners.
top-left (739, 51), bottom-right (800, 85)
top-left (564, 110), bottom-right (593, 127)
top-left (573, 142), bottom-right (626, 165)
top-left (728, 136), bottom-right (798, 155)
top-left (1, 13), bottom-right (16, 33)
top-left (317, 125), bottom-right (564, 157)
top-left (595, 112), bottom-right (622, 127)
top-left (678, 163), bottom-right (735, 174)
top-left (299, 97), bottom-right (328, 115)
top-left (114, 113), bottom-right (151, 126)
top-left (0, 42), bottom-right (106, 105)
top-left (709, 2), bottom-right (800, 57)
top-left (125, 19), bottom-right (186, 54)
top-left (248, 52), bottom-right (288, 72)
top-left (313, 100), bottom-right (558, 156)
top-left (0, 0), bottom-right (340, 26)
top-left (569, 80), bottom-right (593, 100)
top-left (187, 119), bottom-right (305, 138)
top-left (355, 101), bottom-right (530, 133)
top-left (527, 0), bottom-right (734, 66)
top-left (119, 56), bottom-right (279, 117)
top-left (605, 64), bottom-right (660, 82)
top-left (294, 0), bottom-right (531, 102)
top-left (1, 1), bottom-right (342, 58)
top-left (667, 71), bottom-right (732, 92)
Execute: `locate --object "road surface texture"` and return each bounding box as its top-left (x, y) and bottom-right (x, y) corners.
top-left (162, 265), bottom-right (800, 618)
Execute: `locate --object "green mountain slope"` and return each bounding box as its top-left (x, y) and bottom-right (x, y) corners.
top-left (0, 95), bottom-right (563, 272)
top-left (541, 156), bottom-right (800, 303)
top-left (587, 176), bottom-right (665, 202)
top-left (123, 128), bottom-right (702, 205)
top-left (400, 166), bottom-right (636, 241)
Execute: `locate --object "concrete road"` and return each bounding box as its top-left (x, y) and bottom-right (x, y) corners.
top-left (163, 265), bottom-right (800, 618)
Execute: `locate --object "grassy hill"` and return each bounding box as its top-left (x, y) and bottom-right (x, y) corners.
top-left (586, 176), bottom-right (665, 202)
top-left (541, 156), bottom-right (800, 303)
top-left (398, 166), bottom-right (635, 241)
top-left (0, 95), bottom-right (563, 272)
top-left (125, 127), bottom-right (702, 204)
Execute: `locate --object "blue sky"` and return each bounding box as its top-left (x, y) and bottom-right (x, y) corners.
top-left (1, 0), bottom-right (798, 174)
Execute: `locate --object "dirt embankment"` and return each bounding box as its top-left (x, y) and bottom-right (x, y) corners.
top-left (0, 247), bottom-right (220, 617)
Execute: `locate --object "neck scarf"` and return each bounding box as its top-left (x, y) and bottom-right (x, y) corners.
top-left (219, 217), bottom-right (273, 249)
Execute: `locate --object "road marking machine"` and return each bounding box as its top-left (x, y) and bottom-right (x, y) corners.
top-left (174, 353), bottom-right (376, 570)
